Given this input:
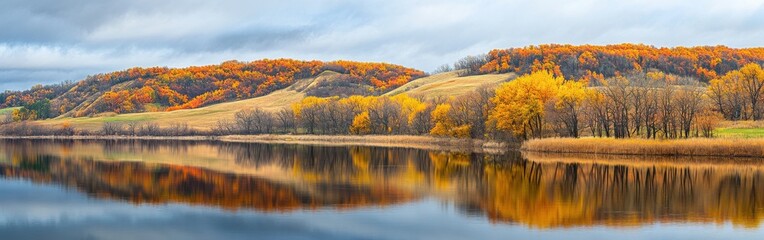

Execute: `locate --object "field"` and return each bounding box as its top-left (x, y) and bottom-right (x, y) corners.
top-left (713, 121), bottom-right (764, 138)
top-left (383, 71), bottom-right (515, 99)
top-left (715, 128), bottom-right (764, 138)
top-left (37, 70), bottom-right (515, 131)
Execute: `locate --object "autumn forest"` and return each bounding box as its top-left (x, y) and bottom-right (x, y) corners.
top-left (2, 44), bottom-right (764, 143)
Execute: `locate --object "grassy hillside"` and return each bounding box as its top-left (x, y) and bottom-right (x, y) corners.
top-left (40, 89), bottom-right (304, 131)
top-left (384, 71), bottom-right (515, 99)
top-left (39, 70), bottom-right (516, 131)
top-left (39, 75), bottom-right (315, 131)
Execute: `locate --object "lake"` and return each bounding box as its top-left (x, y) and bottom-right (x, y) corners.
top-left (0, 140), bottom-right (763, 239)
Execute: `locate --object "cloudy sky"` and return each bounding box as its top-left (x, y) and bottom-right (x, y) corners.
top-left (1, 0), bottom-right (763, 90)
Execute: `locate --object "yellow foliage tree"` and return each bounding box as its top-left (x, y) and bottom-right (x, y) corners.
top-left (391, 94), bottom-right (426, 125)
top-left (708, 70), bottom-right (745, 120)
top-left (430, 104), bottom-right (454, 137)
top-left (708, 63), bottom-right (764, 120)
top-left (429, 103), bottom-right (471, 138)
top-left (339, 95), bottom-right (374, 113)
top-left (350, 111), bottom-right (371, 134)
top-left (488, 71), bottom-right (563, 139)
top-left (292, 96), bottom-right (329, 134)
top-left (291, 96), bottom-right (326, 117)
top-left (554, 80), bottom-right (591, 137)
top-left (451, 124), bottom-right (472, 138)
top-left (739, 63), bottom-right (764, 120)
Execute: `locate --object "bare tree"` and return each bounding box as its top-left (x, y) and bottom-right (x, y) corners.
top-left (367, 98), bottom-right (402, 134)
top-left (740, 65), bottom-right (764, 120)
top-left (167, 122), bottom-right (192, 136)
top-left (449, 85), bottom-right (494, 138)
top-left (234, 109), bottom-right (257, 134)
top-left (276, 108), bottom-right (296, 133)
top-left (674, 85), bottom-right (705, 138)
top-left (101, 122), bottom-right (124, 135)
top-left (298, 104), bottom-right (321, 134)
top-left (454, 54), bottom-right (488, 76)
top-left (431, 64), bottom-right (453, 74)
top-left (138, 123), bottom-right (160, 136)
top-left (601, 76), bottom-right (633, 138)
top-left (657, 86), bottom-right (677, 138)
top-left (252, 109), bottom-right (275, 133)
top-left (235, 108), bottom-right (275, 134)
top-left (213, 119), bottom-right (236, 135)
top-left (410, 104), bottom-right (434, 134)
top-left (125, 121), bottom-right (140, 136)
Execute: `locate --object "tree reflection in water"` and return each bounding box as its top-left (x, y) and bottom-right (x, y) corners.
top-left (0, 139), bottom-right (761, 228)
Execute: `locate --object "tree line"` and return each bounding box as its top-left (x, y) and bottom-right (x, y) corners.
top-left (454, 44), bottom-right (764, 83)
top-left (216, 65), bottom-right (764, 140)
top-left (490, 70), bottom-right (719, 140)
top-left (210, 90), bottom-right (505, 140)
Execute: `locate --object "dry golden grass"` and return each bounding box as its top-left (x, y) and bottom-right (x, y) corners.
top-left (523, 152), bottom-right (764, 169)
top-left (522, 137), bottom-right (764, 158)
top-left (384, 71), bottom-right (515, 99)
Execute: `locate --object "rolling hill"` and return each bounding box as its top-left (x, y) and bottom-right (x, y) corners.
top-left (38, 70), bottom-right (516, 130)
top-left (1, 59), bottom-right (426, 119)
top-left (39, 71), bottom-right (328, 130)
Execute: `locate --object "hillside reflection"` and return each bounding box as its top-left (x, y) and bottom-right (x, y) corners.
top-left (0, 140), bottom-right (762, 228)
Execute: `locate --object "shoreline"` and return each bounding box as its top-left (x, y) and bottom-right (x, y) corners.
top-left (523, 151), bottom-right (764, 168)
top-left (0, 134), bottom-right (511, 154)
top-left (521, 137), bottom-right (764, 158)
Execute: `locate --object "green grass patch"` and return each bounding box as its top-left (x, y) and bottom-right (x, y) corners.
top-left (0, 107), bottom-right (21, 115)
top-left (715, 128), bottom-right (764, 138)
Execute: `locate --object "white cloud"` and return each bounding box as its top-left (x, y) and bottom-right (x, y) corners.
top-left (0, 0), bottom-right (763, 89)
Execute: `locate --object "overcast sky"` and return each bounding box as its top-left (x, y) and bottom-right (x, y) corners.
top-left (1, 0), bottom-right (763, 90)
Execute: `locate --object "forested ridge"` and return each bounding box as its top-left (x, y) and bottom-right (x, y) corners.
top-left (459, 44), bottom-right (764, 82)
top-left (0, 59), bottom-right (426, 118)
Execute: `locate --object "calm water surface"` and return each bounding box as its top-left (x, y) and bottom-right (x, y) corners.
top-left (0, 140), bottom-right (763, 239)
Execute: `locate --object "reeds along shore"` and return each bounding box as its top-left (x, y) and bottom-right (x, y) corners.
top-left (0, 134), bottom-right (510, 154)
top-left (521, 137), bottom-right (764, 158)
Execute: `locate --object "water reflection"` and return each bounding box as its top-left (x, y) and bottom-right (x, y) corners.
top-left (0, 140), bottom-right (763, 229)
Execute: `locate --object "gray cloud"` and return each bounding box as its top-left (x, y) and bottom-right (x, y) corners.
top-left (0, 0), bottom-right (763, 90)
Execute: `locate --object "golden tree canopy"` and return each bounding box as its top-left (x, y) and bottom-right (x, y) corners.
top-left (488, 71), bottom-right (564, 138)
